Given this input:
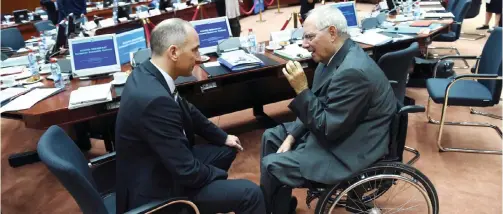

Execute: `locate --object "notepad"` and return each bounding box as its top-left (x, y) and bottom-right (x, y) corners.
top-left (0, 88), bottom-right (63, 113)
top-left (69, 83), bottom-right (112, 106)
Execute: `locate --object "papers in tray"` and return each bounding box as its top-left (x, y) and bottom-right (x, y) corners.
top-left (352, 31), bottom-right (393, 46)
top-left (217, 50), bottom-right (264, 72)
top-left (273, 45), bottom-right (312, 60)
top-left (1, 56), bottom-right (29, 68)
top-left (1, 87), bottom-right (30, 105)
top-left (0, 87), bottom-right (63, 113)
top-left (68, 83), bottom-right (112, 110)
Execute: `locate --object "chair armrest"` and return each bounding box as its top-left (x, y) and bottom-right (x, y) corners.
top-left (433, 55), bottom-right (480, 77)
top-left (389, 80), bottom-right (398, 85)
top-left (453, 73), bottom-right (500, 81)
top-left (398, 105), bottom-right (426, 114)
top-left (125, 198), bottom-right (200, 214)
top-left (88, 151), bottom-right (116, 168)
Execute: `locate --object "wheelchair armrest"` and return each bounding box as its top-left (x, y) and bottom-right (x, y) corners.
top-left (88, 151), bottom-right (116, 168)
top-left (125, 198), bottom-right (199, 214)
top-left (398, 105), bottom-right (426, 114)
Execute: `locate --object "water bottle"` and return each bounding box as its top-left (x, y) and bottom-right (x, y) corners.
top-left (38, 31), bottom-right (47, 61)
top-left (50, 58), bottom-right (64, 88)
top-left (413, 2), bottom-right (421, 20)
top-left (113, 0), bottom-right (119, 23)
top-left (247, 29), bottom-right (257, 54)
top-left (28, 50), bottom-right (40, 80)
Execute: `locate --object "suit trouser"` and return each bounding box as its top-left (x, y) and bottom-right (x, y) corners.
top-left (260, 122), bottom-right (307, 214)
top-left (187, 144), bottom-right (266, 214)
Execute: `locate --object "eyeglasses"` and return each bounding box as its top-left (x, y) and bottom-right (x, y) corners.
top-left (302, 26), bottom-right (331, 42)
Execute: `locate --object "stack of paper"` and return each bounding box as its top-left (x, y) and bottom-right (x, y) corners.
top-left (423, 12), bottom-right (454, 18)
top-left (218, 50), bottom-right (264, 72)
top-left (0, 88), bottom-right (63, 113)
top-left (68, 83), bottom-right (112, 110)
top-left (1, 87), bottom-right (30, 105)
top-left (352, 31), bottom-right (393, 46)
top-left (0, 56), bottom-right (29, 68)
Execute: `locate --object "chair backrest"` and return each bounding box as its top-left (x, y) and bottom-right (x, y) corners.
top-left (477, 27), bottom-right (503, 104)
top-left (465, 0), bottom-right (481, 19)
top-left (34, 20), bottom-right (56, 32)
top-left (450, 0), bottom-right (472, 38)
top-left (0, 28), bottom-right (25, 51)
top-left (378, 42), bottom-right (420, 103)
top-left (37, 125), bottom-right (109, 214)
top-left (447, 0), bottom-right (458, 11)
top-left (132, 48), bottom-right (151, 67)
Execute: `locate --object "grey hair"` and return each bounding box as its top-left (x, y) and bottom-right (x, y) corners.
top-left (150, 18), bottom-right (193, 56)
top-left (306, 5), bottom-right (349, 37)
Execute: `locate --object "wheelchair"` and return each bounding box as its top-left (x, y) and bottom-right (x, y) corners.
top-left (301, 101), bottom-right (439, 214)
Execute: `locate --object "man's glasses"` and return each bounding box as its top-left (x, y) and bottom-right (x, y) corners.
top-left (302, 26), bottom-right (331, 42)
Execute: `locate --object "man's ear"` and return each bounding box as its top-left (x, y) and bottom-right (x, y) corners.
top-left (328, 26), bottom-right (338, 42)
top-left (167, 45), bottom-right (178, 61)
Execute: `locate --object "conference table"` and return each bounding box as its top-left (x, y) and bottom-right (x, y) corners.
top-left (2, 17), bottom-right (452, 167)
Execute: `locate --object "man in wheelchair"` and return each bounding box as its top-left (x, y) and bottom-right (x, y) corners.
top-left (260, 5), bottom-right (399, 214)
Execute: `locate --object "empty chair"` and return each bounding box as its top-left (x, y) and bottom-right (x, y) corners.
top-left (37, 125), bottom-right (200, 214)
top-left (460, 0), bottom-right (485, 40)
top-left (0, 27), bottom-right (26, 51)
top-left (34, 20), bottom-right (56, 32)
top-left (428, 0), bottom-right (472, 68)
top-left (425, 27), bottom-right (502, 154)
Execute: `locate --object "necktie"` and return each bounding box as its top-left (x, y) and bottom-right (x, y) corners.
top-left (173, 88), bottom-right (186, 136)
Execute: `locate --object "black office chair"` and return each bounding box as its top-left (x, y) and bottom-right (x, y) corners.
top-left (302, 103), bottom-right (439, 213)
top-left (460, 0), bottom-right (485, 40)
top-left (378, 42), bottom-right (421, 164)
top-left (428, 0), bottom-right (472, 69)
top-left (0, 27), bottom-right (26, 52)
top-left (426, 27), bottom-right (502, 154)
top-left (37, 125), bottom-right (200, 214)
top-left (34, 20), bottom-right (56, 32)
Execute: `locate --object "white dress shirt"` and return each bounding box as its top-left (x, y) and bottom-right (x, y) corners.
top-left (151, 60), bottom-right (178, 101)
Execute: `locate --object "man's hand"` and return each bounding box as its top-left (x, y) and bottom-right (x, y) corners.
top-left (225, 135), bottom-right (244, 151)
top-left (277, 135), bottom-right (295, 153)
top-left (282, 61), bottom-right (309, 94)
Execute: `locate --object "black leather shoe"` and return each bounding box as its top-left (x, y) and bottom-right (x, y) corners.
top-left (476, 25), bottom-right (489, 30)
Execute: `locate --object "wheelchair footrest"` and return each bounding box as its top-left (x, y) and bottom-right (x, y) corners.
top-left (306, 188), bottom-right (324, 209)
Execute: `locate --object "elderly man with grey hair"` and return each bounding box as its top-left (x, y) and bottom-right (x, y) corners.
top-left (115, 18), bottom-right (265, 214)
top-left (259, 5), bottom-right (397, 214)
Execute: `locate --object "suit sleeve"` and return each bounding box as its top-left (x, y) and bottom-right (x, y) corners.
top-left (288, 68), bottom-right (371, 145)
top-left (290, 118), bottom-right (308, 140)
top-left (186, 101), bottom-right (228, 145)
top-left (141, 97), bottom-right (228, 188)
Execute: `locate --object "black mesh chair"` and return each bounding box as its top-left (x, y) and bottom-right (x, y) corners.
top-left (428, 0), bottom-right (472, 69)
top-left (34, 20), bottom-right (56, 32)
top-left (0, 27), bottom-right (26, 52)
top-left (378, 42), bottom-right (421, 164)
top-left (426, 27), bottom-right (502, 154)
top-left (37, 125), bottom-right (200, 214)
top-left (460, 0), bottom-right (485, 40)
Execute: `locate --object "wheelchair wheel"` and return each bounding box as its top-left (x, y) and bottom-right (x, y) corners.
top-left (314, 162), bottom-right (439, 214)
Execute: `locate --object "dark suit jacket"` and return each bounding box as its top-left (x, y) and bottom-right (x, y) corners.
top-left (288, 39), bottom-right (397, 184)
top-left (115, 60), bottom-right (229, 213)
top-left (40, 0), bottom-right (59, 25)
top-left (57, 0), bottom-right (86, 22)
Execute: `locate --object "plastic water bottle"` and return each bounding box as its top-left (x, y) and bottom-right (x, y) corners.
top-left (247, 29), bottom-right (257, 54)
top-left (113, 0), bottom-right (119, 23)
top-left (28, 50), bottom-right (40, 79)
top-left (50, 58), bottom-right (64, 88)
top-left (38, 31), bottom-right (47, 61)
top-left (405, 0), bottom-right (413, 16)
top-left (413, 2), bottom-right (421, 20)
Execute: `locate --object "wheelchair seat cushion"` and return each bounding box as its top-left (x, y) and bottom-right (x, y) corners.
top-left (427, 78), bottom-right (494, 106)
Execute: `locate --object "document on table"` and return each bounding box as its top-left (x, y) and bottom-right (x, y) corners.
top-left (0, 87), bottom-right (30, 105)
top-left (0, 88), bottom-right (63, 113)
top-left (68, 83), bottom-right (112, 110)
